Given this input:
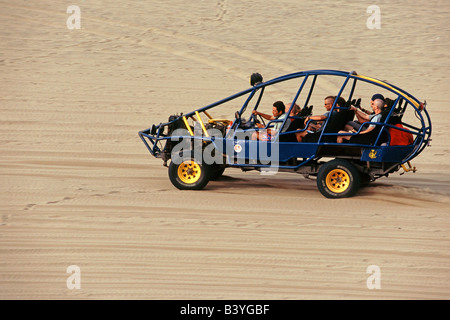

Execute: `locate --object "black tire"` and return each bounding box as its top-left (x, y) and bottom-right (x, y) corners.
top-left (317, 159), bottom-right (361, 198)
top-left (360, 173), bottom-right (372, 188)
top-left (210, 164), bottom-right (226, 181)
top-left (168, 152), bottom-right (211, 190)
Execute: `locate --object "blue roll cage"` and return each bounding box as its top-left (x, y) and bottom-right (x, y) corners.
top-left (138, 70), bottom-right (432, 171)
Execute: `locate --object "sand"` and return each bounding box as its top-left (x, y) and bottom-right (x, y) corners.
top-left (0, 0), bottom-right (449, 300)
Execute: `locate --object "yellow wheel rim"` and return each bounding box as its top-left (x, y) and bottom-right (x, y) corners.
top-left (326, 169), bottom-right (350, 193)
top-left (177, 161), bottom-right (201, 184)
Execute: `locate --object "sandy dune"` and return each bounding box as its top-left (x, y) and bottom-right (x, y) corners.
top-left (0, 0), bottom-right (449, 299)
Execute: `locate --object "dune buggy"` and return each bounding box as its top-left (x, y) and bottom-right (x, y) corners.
top-left (138, 70), bottom-right (432, 198)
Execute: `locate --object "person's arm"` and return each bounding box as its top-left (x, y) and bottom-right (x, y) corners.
top-left (351, 106), bottom-right (371, 122)
top-left (358, 125), bottom-right (375, 135)
top-left (253, 110), bottom-right (274, 121)
top-left (304, 114), bottom-right (326, 125)
top-left (358, 113), bottom-right (381, 134)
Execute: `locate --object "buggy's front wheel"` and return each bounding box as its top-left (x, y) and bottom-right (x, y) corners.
top-left (317, 159), bottom-right (361, 198)
top-left (168, 153), bottom-right (211, 190)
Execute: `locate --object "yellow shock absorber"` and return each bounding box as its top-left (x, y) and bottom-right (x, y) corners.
top-left (195, 111), bottom-right (210, 137)
top-left (182, 116), bottom-right (194, 136)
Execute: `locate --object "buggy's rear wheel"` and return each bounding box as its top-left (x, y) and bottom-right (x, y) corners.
top-left (317, 159), bottom-right (361, 198)
top-left (169, 153), bottom-right (211, 190)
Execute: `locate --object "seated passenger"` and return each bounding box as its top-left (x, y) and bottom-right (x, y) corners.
top-left (253, 102), bottom-right (300, 122)
top-left (297, 96), bottom-right (346, 142)
top-left (336, 98), bottom-right (384, 144)
top-left (251, 101), bottom-right (290, 140)
top-left (286, 102), bottom-right (302, 126)
top-left (279, 103), bottom-right (305, 142)
top-left (344, 93), bottom-right (384, 132)
top-left (306, 95), bottom-right (337, 130)
top-left (384, 97), bottom-right (395, 111)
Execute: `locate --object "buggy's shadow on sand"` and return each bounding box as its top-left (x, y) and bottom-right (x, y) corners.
top-left (206, 171), bottom-right (450, 202)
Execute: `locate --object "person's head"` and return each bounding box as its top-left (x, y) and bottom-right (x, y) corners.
top-left (384, 97), bottom-right (394, 109)
top-left (335, 96), bottom-right (346, 108)
top-left (371, 93), bottom-right (385, 102)
top-left (272, 101), bottom-right (285, 118)
top-left (286, 103), bottom-right (301, 116)
top-left (324, 96), bottom-right (335, 111)
top-left (370, 94), bottom-right (384, 110)
top-left (372, 99), bottom-right (384, 113)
